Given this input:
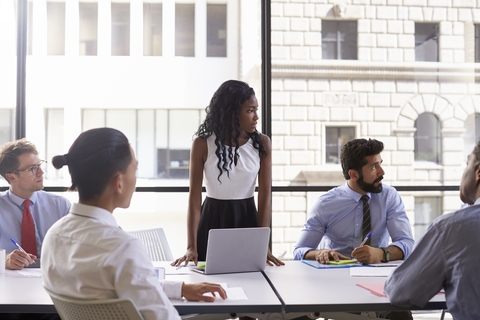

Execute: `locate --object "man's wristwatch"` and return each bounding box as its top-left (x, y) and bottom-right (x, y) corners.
top-left (380, 247), bottom-right (390, 263)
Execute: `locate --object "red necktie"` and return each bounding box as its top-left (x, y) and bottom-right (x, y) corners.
top-left (21, 199), bottom-right (37, 256)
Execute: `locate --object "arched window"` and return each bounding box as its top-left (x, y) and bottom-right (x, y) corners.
top-left (464, 113), bottom-right (480, 159)
top-left (414, 113), bottom-right (441, 164)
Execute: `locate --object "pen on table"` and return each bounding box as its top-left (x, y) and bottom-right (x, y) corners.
top-left (10, 237), bottom-right (36, 264)
top-left (359, 231), bottom-right (372, 247)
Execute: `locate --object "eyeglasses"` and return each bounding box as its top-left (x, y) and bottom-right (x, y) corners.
top-left (11, 160), bottom-right (47, 175)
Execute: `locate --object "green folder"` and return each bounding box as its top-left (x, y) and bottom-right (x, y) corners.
top-left (328, 259), bottom-right (357, 265)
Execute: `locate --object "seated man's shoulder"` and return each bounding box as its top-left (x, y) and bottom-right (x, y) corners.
top-left (36, 190), bottom-right (71, 205)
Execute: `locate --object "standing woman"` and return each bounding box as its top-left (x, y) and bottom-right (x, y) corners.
top-left (173, 80), bottom-right (284, 266)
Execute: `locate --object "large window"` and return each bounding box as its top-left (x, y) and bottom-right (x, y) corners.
top-left (322, 20), bottom-right (357, 60)
top-left (464, 113), bottom-right (480, 159)
top-left (111, 2), bottom-right (130, 56)
top-left (79, 2), bottom-right (98, 56)
top-left (207, 4), bottom-right (227, 57)
top-left (175, 3), bottom-right (195, 57)
top-left (415, 23), bottom-right (439, 62)
top-left (144, 3), bottom-right (163, 56)
top-left (0, 110), bottom-right (14, 146)
top-left (82, 109), bottom-right (202, 179)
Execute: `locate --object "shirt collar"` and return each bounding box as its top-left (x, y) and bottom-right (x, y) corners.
top-left (474, 198), bottom-right (480, 206)
top-left (7, 189), bottom-right (38, 207)
top-left (341, 182), bottom-right (371, 202)
top-left (70, 203), bottom-right (119, 228)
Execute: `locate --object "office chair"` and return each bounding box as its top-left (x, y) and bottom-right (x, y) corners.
top-left (127, 227), bottom-right (174, 261)
top-left (47, 291), bottom-right (143, 320)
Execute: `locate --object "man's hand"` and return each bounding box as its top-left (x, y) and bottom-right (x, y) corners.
top-left (5, 249), bottom-right (36, 270)
top-left (182, 282), bottom-right (227, 302)
top-left (315, 249), bottom-right (350, 264)
top-left (351, 246), bottom-right (383, 264)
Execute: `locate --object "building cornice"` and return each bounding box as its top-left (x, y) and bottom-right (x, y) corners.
top-left (272, 60), bottom-right (480, 81)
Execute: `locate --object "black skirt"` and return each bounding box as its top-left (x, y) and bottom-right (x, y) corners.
top-left (196, 196), bottom-right (259, 261)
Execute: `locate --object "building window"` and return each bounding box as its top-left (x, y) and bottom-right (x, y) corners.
top-left (0, 109), bottom-right (14, 146)
top-left (322, 20), bottom-right (357, 60)
top-left (82, 109), bottom-right (202, 179)
top-left (464, 113), bottom-right (480, 159)
top-left (79, 2), bottom-right (98, 56)
top-left (415, 23), bottom-right (439, 62)
top-left (143, 3), bottom-right (163, 56)
top-left (207, 4), bottom-right (227, 57)
top-left (414, 112), bottom-right (441, 163)
top-left (325, 127), bottom-right (355, 164)
top-left (27, 2), bottom-right (33, 55)
top-left (414, 197), bottom-right (441, 239)
top-left (47, 1), bottom-right (66, 55)
top-left (111, 2), bottom-right (130, 56)
top-left (475, 25), bottom-right (480, 63)
top-left (45, 109), bottom-right (64, 179)
top-left (175, 3), bottom-right (195, 57)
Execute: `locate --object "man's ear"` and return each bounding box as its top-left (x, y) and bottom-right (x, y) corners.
top-left (348, 169), bottom-right (360, 181)
top-left (110, 173), bottom-right (123, 194)
top-left (5, 172), bottom-right (16, 184)
top-left (476, 165), bottom-right (480, 185)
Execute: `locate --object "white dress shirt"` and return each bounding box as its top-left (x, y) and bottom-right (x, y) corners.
top-left (41, 203), bottom-right (182, 320)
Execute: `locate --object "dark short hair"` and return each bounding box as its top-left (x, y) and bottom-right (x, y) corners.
top-left (52, 128), bottom-right (132, 201)
top-left (472, 140), bottom-right (480, 166)
top-left (340, 138), bottom-right (384, 180)
top-left (0, 139), bottom-right (38, 183)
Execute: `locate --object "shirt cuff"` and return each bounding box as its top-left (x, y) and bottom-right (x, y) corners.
top-left (161, 280), bottom-right (183, 299)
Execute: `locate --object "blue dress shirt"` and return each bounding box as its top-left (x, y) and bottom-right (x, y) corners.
top-left (0, 189), bottom-right (71, 256)
top-left (293, 183), bottom-right (414, 260)
top-left (385, 198), bottom-right (480, 320)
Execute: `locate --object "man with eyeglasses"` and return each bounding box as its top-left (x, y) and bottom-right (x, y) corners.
top-left (0, 138), bottom-right (71, 270)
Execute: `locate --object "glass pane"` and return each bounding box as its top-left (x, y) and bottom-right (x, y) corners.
top-left (414, 113), bottom-right (441, 163)
top-left (143, 3), bottom-right (162, 56)
top-left (0, 0), bottom-right (16, 180)
top-left (415, 23), bottom-right (438, 62)
top-left (414, 197), bottom-right (441, 239)
top-left (175, 3), bottom-right (195, 57)
top-left (325, 127), bottom-right (355, 164)
top-left (45, 109), bottom-right (64, 181)
top-left (207, 4), bottom-right (227, 57)
top-left (112, 2), bottom-right (130, 56)
top-left (79, 2), bottom-right (98, 56)
top-left (47, 1), bottom-right (65, 55)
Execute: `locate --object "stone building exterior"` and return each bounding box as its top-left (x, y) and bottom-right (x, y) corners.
top-left (269, 0), bottom-right (479, 259)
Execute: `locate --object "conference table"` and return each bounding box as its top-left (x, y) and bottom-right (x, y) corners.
top-left (0, 261), bottom-right (447, 319)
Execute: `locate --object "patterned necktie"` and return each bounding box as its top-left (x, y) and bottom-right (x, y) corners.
top-left (21, 199), bottom-right (37, 256)
top-left (361, 195), bottom-right (371, 246)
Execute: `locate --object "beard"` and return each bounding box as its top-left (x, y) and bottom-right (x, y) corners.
top-left (357, 174), bottom-right (384, 193)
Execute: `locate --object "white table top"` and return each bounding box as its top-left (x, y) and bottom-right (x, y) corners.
top-left (0, 267), bottom-right (282, 315)
top-left (263, 261), bottom-right (447, 313)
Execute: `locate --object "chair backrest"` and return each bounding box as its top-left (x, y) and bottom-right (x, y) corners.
top-left (47, 291), bottom-right (144, 320)
top-left (127, 227), bottom-right (174, 261)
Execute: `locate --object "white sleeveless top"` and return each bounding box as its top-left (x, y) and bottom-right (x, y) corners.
top-left (204, 134), bottom-right (260, 200)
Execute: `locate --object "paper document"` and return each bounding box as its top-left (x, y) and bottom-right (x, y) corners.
top-left (302, 259), bottom-right (362, 269)
top-left (366, 260), bottom-right (403, 267)
top-left (203, 283), bottom-right (248, 301)
top-left (350, 267), bottom-right (396, 277)
top-left (357, 282), bottom-right (386, 297)
top-left (15, 269), bottom-right (42, 278)
top-left (152, 261), bottom-right (194, 275)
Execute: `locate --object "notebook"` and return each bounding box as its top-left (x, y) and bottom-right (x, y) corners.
top-left (191, 227), bottom-right (270, 275)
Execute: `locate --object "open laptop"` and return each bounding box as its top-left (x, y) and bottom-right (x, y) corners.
top-left (191, 227), bottom-right (270, 275)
